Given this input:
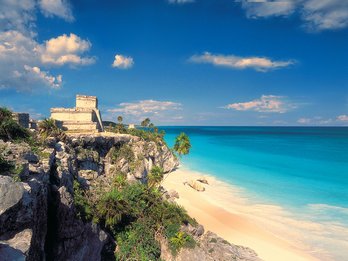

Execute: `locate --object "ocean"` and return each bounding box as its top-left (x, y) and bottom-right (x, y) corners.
top-left (161, 126), bottom-right (348, 261)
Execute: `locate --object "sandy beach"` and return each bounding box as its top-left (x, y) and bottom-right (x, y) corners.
top-left (162, 168), bottom-right (319, 261)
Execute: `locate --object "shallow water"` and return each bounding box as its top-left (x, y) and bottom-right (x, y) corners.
top-left (162, 126), bottom-right (348, 261)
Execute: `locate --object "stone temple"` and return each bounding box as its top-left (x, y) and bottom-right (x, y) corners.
top-left (51, 95), bottom-right (104, 132)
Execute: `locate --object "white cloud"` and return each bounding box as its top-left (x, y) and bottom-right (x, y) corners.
top-left (112, 54), bottom-right (134, 69)
top-left (168, 0), bottom-right (195, 4)
top-left (189, 52), bottom-right (294, 72)
top-left (39, 0), bottom-right (74, 21)
top-left (297, 115), bottom-right (348, 125)
top-left (224, 95), bottom-right (296, 113)
top-left (241, 0), bottom-right (297, 18)
top-left (297, 117), bottom-right (311, 124)
top-left (337, 115), bottom-right (348, 121)
top-left (23, 65), bottom-right (62, 89)
top-left (303, 0), bottom-right (348, 31)
top-left (0, 1), bottom-right (95, 91)
top-left (0, 31), bottom-right (62, 91)
top-left (0, 31), bottom-right (93, 91)
top-left (40, 33), bottom-right (95, 66)
top-left (0, 0), bottom-right (36, 34)
top-left (107, 100), bottom-right (183, 123)
top-left (239, 0), bottom-right (348, 31)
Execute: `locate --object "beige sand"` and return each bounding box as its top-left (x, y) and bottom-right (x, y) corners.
top-left (162, 168), bottom-right (319, 261)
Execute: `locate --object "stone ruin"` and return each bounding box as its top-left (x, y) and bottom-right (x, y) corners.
top-left (12, 112), bottom-right (29, 128)
top-left (50, 95), bottom-right (104, 132)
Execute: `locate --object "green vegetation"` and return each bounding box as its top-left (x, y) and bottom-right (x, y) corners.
top-left (209, 238), bottom-right (217, 243)
top-left (169, 231), bottom-right (196, 255)
top-left (173, 132), bottom-right (191, 157)
top-left (116, 115), bottom-right (126, 133)
top-left (73, 174), bottom-right (197, 260)
top-left (0, 155), bottom-right (13, 174)
top-left (0, 107), bottom-right (29, 142)
top-left (148, 166), bottom-right (164, 188)
top-left (111, 143), bottom-right (135, 164)
top-left (38, 118), bottom-right (66, 140)
top-left (73, 180), bottom-right (93, 222)
top-left (0, 154), bottom-right (24, 181)
top-left (141, 118), bottom-right (151, 128)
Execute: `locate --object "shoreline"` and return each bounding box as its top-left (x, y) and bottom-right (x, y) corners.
top-left (162, 167), bottom-right (319, 261)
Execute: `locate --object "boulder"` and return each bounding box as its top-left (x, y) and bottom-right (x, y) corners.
top-left (186, 180), bottom-right (205, 192)
top-left (197, 178), bottom-right (209, 185)
top-left (0, 176), bottom-right (48, 261)
top-left (168, 189), bottom-right (179, 199)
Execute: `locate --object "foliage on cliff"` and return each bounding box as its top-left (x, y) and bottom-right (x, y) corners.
top-left (0, 107), bottom-right (29, 141)
top-left (74, 168), bottom-right (196, 260)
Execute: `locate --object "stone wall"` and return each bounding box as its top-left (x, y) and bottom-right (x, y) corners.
top-left (76, 95), bottom-right (98, 109)
top-left (12, 113), bottom-right (29, 128)
top-left (51, 108), bottom-right (94, 122)
top-left (50, 95), bottom-right (104, 132)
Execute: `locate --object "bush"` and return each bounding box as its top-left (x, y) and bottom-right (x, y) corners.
top-left (0, 107), bottom-right (29, 142)
top-left (115, 219), bottom-right (161, 261)
top-left (148, 166), bottom-right (164, 188)
top-left (111, 143), bottom-right (135, 164)
top-left (73, 180), bottom-right (197, 259)
top-left (73, 180), bottom-right (93, 222)
top-left (0, 155), bottom-right (13, 174)
top-left (169, 231), bottom-right (196, 255)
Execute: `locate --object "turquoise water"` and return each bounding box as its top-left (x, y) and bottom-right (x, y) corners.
top-left (161, 126), bottom-right (348, 260)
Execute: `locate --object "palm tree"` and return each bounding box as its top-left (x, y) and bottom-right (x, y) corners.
top-left (141, 118), bottom-right (150, 128)
top-left (148, 166), bottom-right (164, 188)
top-left (116, 115), bottom-right (124, 133)
top-left (38, 118), bottom-right (66, 140)
top-left (173, 132), bottom-right (191, 157)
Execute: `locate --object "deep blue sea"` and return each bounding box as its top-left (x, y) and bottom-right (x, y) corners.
top-left (161, 126), bottom-right (348, 260)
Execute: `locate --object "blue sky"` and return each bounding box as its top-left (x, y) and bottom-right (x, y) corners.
top-left (0, 0), bottom-right (347, 126)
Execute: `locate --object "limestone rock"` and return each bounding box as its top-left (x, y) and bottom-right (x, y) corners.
top-left (186, 180), bottom-right (205, 192)
top-left (168, 189), bottom-right (179, 199)
top-left (197, 178), bottom-right (209, 185)
top-left (0, 176), bottom-right (48, 261)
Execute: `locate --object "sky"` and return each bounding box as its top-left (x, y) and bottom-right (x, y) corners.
top-left (0, 0), bottom-right (347, 126)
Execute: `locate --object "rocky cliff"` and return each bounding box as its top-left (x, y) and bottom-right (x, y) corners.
top-left (0, 134), bottom-right (260, 261)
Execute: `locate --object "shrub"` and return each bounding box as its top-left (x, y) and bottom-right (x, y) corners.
top-left (38, 118), bottom-right (65, 140)
top-left (73, 180), bottom-right (93, 222)
top-left (0, 155), bottom-right (14, 174)
top-left (94, 188), bottom-right (132, 229)
top-left (115, 219), bottom-right (161, 261)
top-left (169, 231), bottom-right (196, 255)
top-left (0, 107), bottom-right (29, 142)
top-left (148, 166), bottom-right (164, 188)
top-left (111, 143), bottom-right (134, 164)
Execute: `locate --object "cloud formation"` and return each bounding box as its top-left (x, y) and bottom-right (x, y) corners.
top-left (112, 54), bottom-right (134, 69)
top-left (168, 0), bottom-right (195, 4)
top-left (224, 95), bottom-right (296, 113)
top-left (240, 0), bottom-right (348, 31)
top-left (337, 115), bottom-right (348, 121)
top-left (0, 1), bottom-right (94, 91)
top-left (39, 0), bottom-right (74, 21)
top-left (297, 118), bottom-right (311, 124)
top-left (40, 33), bottom-right (95, 66)
top-left (107, 100), bottom-right (183, 123)
top-left (189, 52), bottom-right (294, 72)
top-left (297, 115), bottom-right (348, 125)
top-left (23, 65), bottom-right (62, 89)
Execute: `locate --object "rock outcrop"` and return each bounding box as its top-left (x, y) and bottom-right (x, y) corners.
top-left (0, 134), bottom-right (261, 261)
top-left (160, 228), bottom-right (261, 261)
top-left (0, 133), bottom-right (179, 261)
top-left (185, 179), bottom-right (206, 192)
